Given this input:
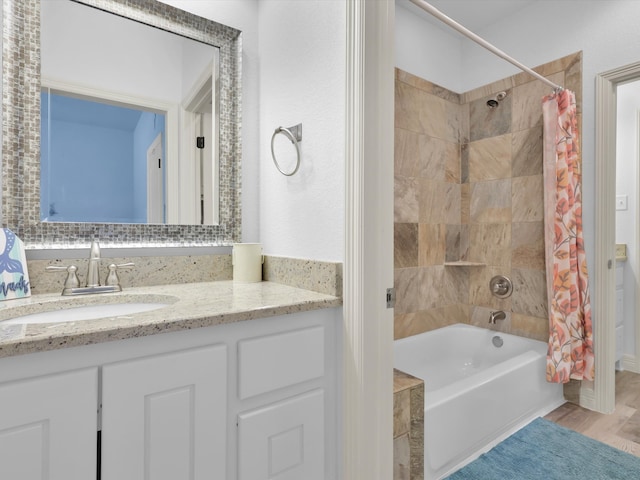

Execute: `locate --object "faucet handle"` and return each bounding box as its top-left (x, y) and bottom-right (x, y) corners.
top-left (105, 262), bottom-right (135, 289)
top-left (46, 265), bottom-right (80, 292)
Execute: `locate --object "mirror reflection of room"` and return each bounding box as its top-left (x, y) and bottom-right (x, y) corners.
top-left (41, 90), bottom-right (167, 224)
top-left (40, 0), bottom-right (219, 225)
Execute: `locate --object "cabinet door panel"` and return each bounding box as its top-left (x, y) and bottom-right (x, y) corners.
top-left (101, 345), bottom-right (226, 480)
top-left (238, 389), bottom-right (324, 480)
top-left (0, 368), bottom-right (98, 480)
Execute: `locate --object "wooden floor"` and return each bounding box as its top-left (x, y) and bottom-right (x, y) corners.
top-left (544, 370), bottom-right (640, 457)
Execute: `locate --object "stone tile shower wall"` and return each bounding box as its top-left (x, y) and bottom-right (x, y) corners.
top-left (394, 52), bottom-right (582, 341)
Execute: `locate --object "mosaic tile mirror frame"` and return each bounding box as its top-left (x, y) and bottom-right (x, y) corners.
top-left (2, 0), bottom-right (242, 248)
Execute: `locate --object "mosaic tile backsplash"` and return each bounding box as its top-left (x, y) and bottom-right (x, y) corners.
top-left (394, 52), bottom-right (583, 342)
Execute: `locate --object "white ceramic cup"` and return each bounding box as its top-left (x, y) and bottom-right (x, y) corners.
top-left (232, 243), bottom-right (264, 282)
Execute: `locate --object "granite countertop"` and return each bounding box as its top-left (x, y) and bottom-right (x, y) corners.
top-left (0, 281), bottom-right (342, 358)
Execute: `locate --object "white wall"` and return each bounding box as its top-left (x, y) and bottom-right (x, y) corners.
top-left (160, 0), bottom-right (346, 262)
top-left (616, 80), bottom-right (640, 356)
top-left (395, 0), bottom-right (640, 322)
top-left (395, 3), bottom-right (463, 91)
top-left (257, 0), bottom-right (345, 261)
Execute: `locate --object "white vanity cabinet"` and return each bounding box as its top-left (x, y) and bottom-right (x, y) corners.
top-left (236, 326), bottom-right (327, 480)
top-left (101, 345), bottom-right (227, 480)
top-left (0, 368), bottom-right (98, 480)
top-left (0, 308), bottom-right (339, 480)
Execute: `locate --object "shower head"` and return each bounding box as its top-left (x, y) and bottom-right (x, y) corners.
top-left (486, 91), bottom-right (508, 109)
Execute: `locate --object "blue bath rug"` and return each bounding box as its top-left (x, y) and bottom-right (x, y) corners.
top-left (446, 417), bottom-right (640, 480)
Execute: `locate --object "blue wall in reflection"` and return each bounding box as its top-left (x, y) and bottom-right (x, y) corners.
top-left (41, 92), bottom-right (165, 223)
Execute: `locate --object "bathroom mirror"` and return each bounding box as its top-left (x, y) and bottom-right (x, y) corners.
top-left (2, 0), bottom-right (242, 247)
top-left (41, 0), bottom-right (220, 225)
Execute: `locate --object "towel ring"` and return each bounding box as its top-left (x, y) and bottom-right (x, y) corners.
top-left (271, 124), bottom-right (302, 176)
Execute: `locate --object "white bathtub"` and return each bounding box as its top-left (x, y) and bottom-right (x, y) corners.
top-left (394, 323), bottom-right (564, 479)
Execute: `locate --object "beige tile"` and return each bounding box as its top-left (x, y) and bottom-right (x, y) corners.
top-left (396, 68), bottom-right (461, 104)
top-left (469, 179), bottom-right (512, 224)
top-left (394, 267), bottom-right (422, 315)
top-left (445, 224), bottom-right (470, 263)
top-left (419, 180), bottom-right (460, 224)
top-left (469, 266), bottom-right (512, 310)
top-left (460, 224), bottom-right (470, 261)
top-left (445, 224), bottom-right (461, 262)
top-left (410, 384), bottom-right (425, 480)
top-left (468, 223), bottom-right (511, 267)
top-left (395, 81), bottom-right (451, 141)
top-left (395, 81), bottom-right (423, 134)
top-left (512, 175), bottom-right (543, 222)
top-left (461, 143), bottom-right (469, 183)
top-left (395, 128), bottom-right (421, 177)
top-left (565, 54), bottom-right (583, 113)
top-left (415, 135), bottom-right (450, 182)
top-left (459, 102), bottom-right (470, 144)
top-left (512, 127), bottom-right (543, 177)
top-left (512, 71), bottom-right (564, 132)
top-left (394, 433), bottom-right (411, 480)
top-left (512, 221), bottom-right (545, 270)
top-left (463, 77), bottom-right (517, 104)
top-left (394, 388), bottom-right (411, 438)
top-left (468, 91), bottom-right (513, 142)
top-left (395, 223), bottom-right (419, 269)
top-left (470, 305), bottom-right (512, 333)
top-left (421, 266), bottom-right (448, 310)
top-left (511, 268), bottom-right (548, 318)
top-left (445, 265), bottom-right (470, 305)
top-left (394, 266), bottom-right (449, 314)
top-left (394, 369), bottom-right (424, 393)
top-left (445, 99), bottom-right (465, 144)
top-left (419, 223), bottom-right (445, 266)
top-left (394, 305), bottom-right (466, 339)
top-left (444, 141), bottom-right (461, 184)
top-left (395, 176), bottom-right (419, 223)
top-left (461, 183), bottom-right (470, 224)
top-left (511, 312), bottom-right (548, 341)
top-left (468, 134), bottom-right (512, 182)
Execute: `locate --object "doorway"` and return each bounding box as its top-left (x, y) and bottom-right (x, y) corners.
top-left (594, 61), bottom-right (640, 414)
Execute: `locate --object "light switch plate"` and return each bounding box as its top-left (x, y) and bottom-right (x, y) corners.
top-left (616, 195), bottom-right (628, 211)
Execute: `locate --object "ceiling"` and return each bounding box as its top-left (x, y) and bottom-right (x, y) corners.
top-left (397, 0), bottom-right (540, 34)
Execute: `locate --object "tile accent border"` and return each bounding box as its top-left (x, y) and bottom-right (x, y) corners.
top-left (2, 0), bottom-right (242, 248)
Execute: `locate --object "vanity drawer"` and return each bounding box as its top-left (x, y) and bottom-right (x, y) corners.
top-left (238, 326), bottom-right (324, 399)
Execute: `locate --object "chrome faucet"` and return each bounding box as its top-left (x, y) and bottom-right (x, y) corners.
top-left (46, 241), bottom-right (135, 296)
top-left (489, 310), bottom-right (506, 325)
top-left (86, 241), bottom-right (101, 288)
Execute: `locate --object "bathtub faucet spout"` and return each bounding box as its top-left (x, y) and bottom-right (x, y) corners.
top-left (489, 310), bottom-right (506, 325)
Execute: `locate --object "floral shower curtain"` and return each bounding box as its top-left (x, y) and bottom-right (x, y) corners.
top-left (542, 89), bottom-right (595, 384)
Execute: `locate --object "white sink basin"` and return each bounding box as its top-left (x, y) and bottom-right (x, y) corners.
top-left (2, 302), bottom-right (170, 325)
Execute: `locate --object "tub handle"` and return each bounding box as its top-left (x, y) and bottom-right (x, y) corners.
top-left (489, 275), bottom-right (513, 298)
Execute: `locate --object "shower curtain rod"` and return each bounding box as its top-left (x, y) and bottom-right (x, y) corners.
top-left (409, 0), bottom-right (563, 92)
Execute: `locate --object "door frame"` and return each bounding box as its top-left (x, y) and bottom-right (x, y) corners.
top-left (146, 132), bottom-right (164, 223)
top-left (593, 61), bottom-right (640, 413)
top-left (343, 0), bottom-right (395, 478)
